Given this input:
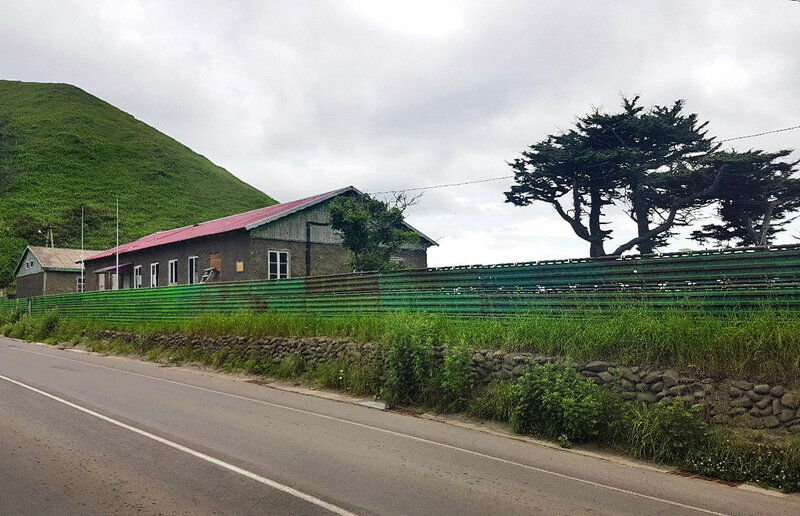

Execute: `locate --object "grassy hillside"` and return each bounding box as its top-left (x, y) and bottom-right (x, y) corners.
top-left (0, 80), bottom-right (276, 287)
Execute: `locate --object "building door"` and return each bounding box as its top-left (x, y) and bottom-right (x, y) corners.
top-left (209, 253), bottom-right (221, 272)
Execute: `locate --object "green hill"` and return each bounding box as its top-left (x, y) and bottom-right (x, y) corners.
top-left (0, 80), bottom-right (276, 287)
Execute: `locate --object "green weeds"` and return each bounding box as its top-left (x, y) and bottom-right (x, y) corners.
top-left (511, 362), bottom-right (608, 443)
top-left (6, 306), bottom-right (798, 380)
top-left (467, 381), bottom-right (516, 421)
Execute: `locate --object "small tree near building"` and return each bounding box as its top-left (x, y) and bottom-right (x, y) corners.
top-left (329, 192), bottom-right (421, 272)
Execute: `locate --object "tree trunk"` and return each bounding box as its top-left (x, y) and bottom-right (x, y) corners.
top-left (631, 182), bottom-right (653, 254)
top-left (758, 200), bottom-right (778, 246)
top-left (588, 185), bottom-right (606, 257)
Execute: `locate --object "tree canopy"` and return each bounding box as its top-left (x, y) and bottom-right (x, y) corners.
top-left (690, 150), bottom-right (800, 247)
top-left (505, 96), bottom-right (798, 256)
top-left (328, 193), bottom-right (421, 272)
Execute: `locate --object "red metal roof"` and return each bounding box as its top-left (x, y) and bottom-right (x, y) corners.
top-left (85, 187), bottom-right (354, 261)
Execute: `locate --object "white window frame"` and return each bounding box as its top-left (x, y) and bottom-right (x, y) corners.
top-left (268, 250), bottom-right (290, 280)
top-left (168, 259), bottom-right (178, 285)
top-left (150, 263), bottom-right (159, 288)
top-left (133, 265), bottom-right (142, 289)
top-left (188, 256), bottom-right (198, 285)
top-left (76, 276), bottom-right (85, 293)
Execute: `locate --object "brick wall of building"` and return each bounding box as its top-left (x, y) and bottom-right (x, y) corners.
top-left (83, 228), bottom-right (430, 292)
top-left (16, 273), bottom-right (44, 298)
top-left (44, 271), bottom-right (81, 296)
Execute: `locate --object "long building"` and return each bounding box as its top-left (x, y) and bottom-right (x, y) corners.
top-left (82, 186), bottom-right (436, 291)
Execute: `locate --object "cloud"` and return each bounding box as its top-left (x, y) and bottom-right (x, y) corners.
top-left (1, 0), bottom-right (799, 266)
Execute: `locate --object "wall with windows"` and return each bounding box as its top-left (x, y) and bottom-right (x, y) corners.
top-left (83, 231), bottom-right (254, 292)
top-left (16, 250), bottom-right (43, 277)
top-left (82, 215), bottom-right (430, 292)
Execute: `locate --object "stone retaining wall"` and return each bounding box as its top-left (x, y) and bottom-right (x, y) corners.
top-left (96, 331), bottom-right (799, 432)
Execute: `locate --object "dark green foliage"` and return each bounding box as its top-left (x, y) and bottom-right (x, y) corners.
top-left (440, 342), bottom-right (475, 410)
top-left (0, 80), bottom-right (275, 287)
top-left (36, 310), bottom-right (61, 340)
top-left (505, 96), bottom-right (723, 256)
top-left (0, 235), bottom-right (27, 287)
top-left (510, 362), bottom-right (607, 442)
top-left (380, 316), bottom-right (438, 406)
top-left (329, 192), bottom-right (420, 272)
top-left (691, 150), bottom-right (800, 247)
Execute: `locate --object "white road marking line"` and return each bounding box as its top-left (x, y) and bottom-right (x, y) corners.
top-left (0, 371), bottom-right (356, 516)
top-left (3, 342), bottom-right (730, 515)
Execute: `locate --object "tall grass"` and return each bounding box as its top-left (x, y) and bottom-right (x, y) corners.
top-left (13, 306), bottom-right (799, 381)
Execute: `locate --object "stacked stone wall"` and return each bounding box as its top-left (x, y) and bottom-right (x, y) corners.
top-left (96, 331), bottom-right (799, 432)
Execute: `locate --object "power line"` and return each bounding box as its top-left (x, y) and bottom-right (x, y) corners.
top-left (719, 124), bottom-right (800, 143)
top-left (371, 124), bottom-right (800, 194)
top-left (370, 175), bottom-right (513, 194)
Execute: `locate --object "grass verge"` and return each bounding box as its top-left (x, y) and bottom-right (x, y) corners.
top-left (4, 306), bottom-right (800, 381)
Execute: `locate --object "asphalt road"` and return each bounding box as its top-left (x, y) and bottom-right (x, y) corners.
top-left (0, 337), bottom-right (798, 515)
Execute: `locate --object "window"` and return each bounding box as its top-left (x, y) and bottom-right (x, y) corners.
top-left (188, 256), bottom-right (198, 284)
top-left (76, 276), bottom-right (85, 293)
top-left (134, 266), bottom-right (142, 289)
top-left (98, 274), bottom-right (106, 291)
top-left (236, 260), bottom-right (244, 273)
top-left (168, 259), bottom-right (178, 285)
top-left (150, 263), bottom-right (159, 288)
top-left (268, 250), bottom-right (289, 280)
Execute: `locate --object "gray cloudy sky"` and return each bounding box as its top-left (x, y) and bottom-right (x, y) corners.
top-left (2, 0), bottom-right (799, 266)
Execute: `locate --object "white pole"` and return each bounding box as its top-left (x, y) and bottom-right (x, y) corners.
top-left (81, 206), bottom-right (84, 292)
top-left (115, 197), bottom-right (119, 290)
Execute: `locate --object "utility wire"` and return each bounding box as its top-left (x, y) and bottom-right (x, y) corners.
top-left (718, 124), bottom-right (800, 143)
top-left (371, 175), bottom-right (513, 194)
top-left (371, 124), bottom-right (800, 195)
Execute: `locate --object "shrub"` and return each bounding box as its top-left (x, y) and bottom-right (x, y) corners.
top-left (36, 310), bottom-right (61, 340)
top-left (440, 342), bottom-right (474, 411)
top-left (510, 361), bottom-right (607, 442)
top-left (380, 315), bottom-right (438, 406)
top-left (468, 381), bottom-right (517, 421)
top-left (613, 401), bottom-right (709, 463)
top-left (8, 314), bottom-right (37, 340)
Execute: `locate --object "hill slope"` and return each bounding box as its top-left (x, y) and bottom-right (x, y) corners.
top-left (0, 80), bottom-right (276, 287)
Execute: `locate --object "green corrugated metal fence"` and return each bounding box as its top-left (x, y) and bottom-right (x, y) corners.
top-left (12, 244), bottom-right (800, 323)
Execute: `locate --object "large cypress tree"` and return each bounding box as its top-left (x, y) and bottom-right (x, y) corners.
top-left (506, 96), bottom-right (724, 256)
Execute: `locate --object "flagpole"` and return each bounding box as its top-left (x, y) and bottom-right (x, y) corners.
top-left (81, 205), bottom-right (84, 292)
top-left (115, 197), bottom-right (119, 290)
